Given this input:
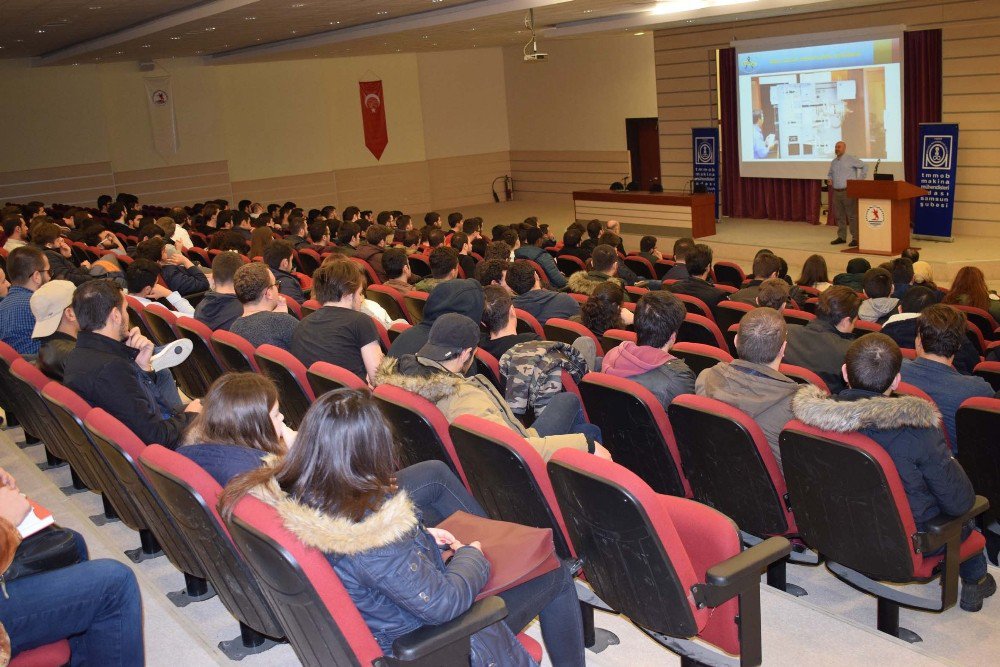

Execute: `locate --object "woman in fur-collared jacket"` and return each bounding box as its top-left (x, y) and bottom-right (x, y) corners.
top-left (220, 388), bottom-right (585, 667)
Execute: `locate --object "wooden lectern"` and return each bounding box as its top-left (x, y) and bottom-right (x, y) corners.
top-left (846, 180), bottom-right (929, 255)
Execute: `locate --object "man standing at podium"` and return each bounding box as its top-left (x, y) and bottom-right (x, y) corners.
top-left (828, 141), bottom-right (868, 247)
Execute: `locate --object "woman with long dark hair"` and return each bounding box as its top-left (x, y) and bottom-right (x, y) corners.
top-left (220, 389), bottom-right (585, 666)
top-left (796, 254), bottom-right (832, 292)
top-left (248, 226), bottom-right (274, 259)
top-left (943, 265), bottom-right (1000, 321)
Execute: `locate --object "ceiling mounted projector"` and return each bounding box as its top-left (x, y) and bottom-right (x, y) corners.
top-left (523, 9), bottom-right (548, 62)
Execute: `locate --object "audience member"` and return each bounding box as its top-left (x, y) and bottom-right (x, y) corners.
top-left (507, 260), bottom-right (579, 324)
top-left (354, 224), bottom-right (390, 281)
top-left (730, 252), bottom-right (781, 305)
top-left (30, 280), bottom-right (78, 380)
top-left (783, 286), bottom-right (859, 393)
top-left (64, 279), bottom-right (200, 448)
top-left (911, 260), bottom-right (937, 291)
top-left (514, 227), bottom-right (567, 288)
top-left (0, 246), bottom-right (50, 355)
top-left (413, 246), bottom-right (459, 293)
top-left (135, 237), bottom-right (209, 297)
top-left (474, 258), bottom-right (509, 290)
top-left (881, 286), bottom-right (978, 375)
top-left (389, 278), bottom-right (484, 361)
top-left (560, 227), bottom-right (589, 263)
top-left (791, 333), bottom-right (995, 611)
top-left (666, 243), bottom-right (727, 317)
top-left (449, 232), bottom-right (477, 279)
top-left (572, 282), bottom-right (629, 337)
top-left (755, 278), bottom-right (791, 310)
top-left (248, 225), bottom-right (273, 259)
top-left (899, 305), bottom-right (994, 448)
top-left (567, 245), bottom-right (624, 296)
top-left (579, 219), bottom-right (602, 256)
top-left (125, 259), bottom-right (196, 316)
top-left (597, 232), bottom-right (641, 286)
top-left (832, 257), bottom-right (870, 292)
top-left (481, 285), bottom-right (540, 359)
top-left (902, 247), bottom-right (920, 263)
top-left (888, 257), bottom-right (915, 299)
top-left (603, 291), bottom-right (694, 411)
top-left (291, 260), bottom-right (382, 383)
top-left (261, 240), bottom-right (305, 304)
top-left (382, 248), bottom-right (414, 294)
top-left (194, 252), bottom-right (244, 331)
top-left (284, 215), bottom-right (309, 249)
top-left (2, 215), bottom-right (29, 252)
top-left (858, 268), bottom-right (898, 324)
top-left (426, 228), bottom-right (446, 250)
top-left (230, 262), bottom-right (298, 351)
top-left (638, 235), bottom-right (662, 265)
top-left (697, 307), bottom-right (797, 469)
top-left (943, 265), bottom-right (1000, 322)
top-left (664, 237), bottom-right (695, 280)
top-left (30, 221), bottom-right (92, 286)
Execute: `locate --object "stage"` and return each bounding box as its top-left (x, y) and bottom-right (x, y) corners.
top-left (460, 198), bottom-right (1000, 289)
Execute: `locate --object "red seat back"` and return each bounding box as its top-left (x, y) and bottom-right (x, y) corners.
top-left (513, 308), bottom-right (544, 338)
top-left (366, 285), bottom-right (409, 322)
top-left (714, 300), bottom-right (753, 334)
top-left (254, 345), bottom-right (315, 429)
top-left (543, 318), bottom-right (604, 355)
top-left (473, 348), bottom-right (503, 392)
top-left (307, 361), bottom-right (366, 397)
top-left (973, 361), bottom-right (1000, 392)
top-left (670, 342), bottom-right (732, 377)
top-left (673, 293), bottom-right (713, 320)
top-left (712, 261), bottom-right (746, 289)
top-left (211, 329), bottom-right (259, 373)
top-left (677, 313), bottom-right (727, 350)
top-left (349, 256), bottom-right (381, 285)
top-left (556, 255), bottom-right (586, 275)
top-left (403, 291), bottom-right (429, 324)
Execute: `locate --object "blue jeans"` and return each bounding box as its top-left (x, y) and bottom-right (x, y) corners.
top-left (0, 559), bottom-right (144, 665)
top-left (397, 460), bottom-right (486, 526)
top-left (532, 393), bottom-right (602, 446)
top-left (500, 562), bottom-right (586, 667)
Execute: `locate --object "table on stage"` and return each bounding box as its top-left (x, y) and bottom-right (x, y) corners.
top-left (572, 190), bottom-right (716, 239)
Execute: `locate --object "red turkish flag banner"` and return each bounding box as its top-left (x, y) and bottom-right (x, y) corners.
top-left (359, 80), bottom-right (388, 160)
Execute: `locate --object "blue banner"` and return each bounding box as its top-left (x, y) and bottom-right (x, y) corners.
top-left (739, 39), bottom-right (891, 76)
top-left (913, 123), bottom-right (959, 239)
top-left (692, 127), bottom-right (720, 220)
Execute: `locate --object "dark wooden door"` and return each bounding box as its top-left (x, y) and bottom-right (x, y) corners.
top-left (626, 117), bottom-right (662, 190)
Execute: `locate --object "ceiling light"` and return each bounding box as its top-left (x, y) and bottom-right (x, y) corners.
top-left (650, 0), bottom-right (706, 14)
top-left (244, 16), bottom-right (256, 21)
top-left (88, 5), bottom-right (102, 9)
top-left (115, 50), bottom-right (123, 54)
top-left (141, 44), bottom-right (150, 48)
top-left (196, 50), bottom-right (203, 54)
top-left (583, 9), bottom-right (592, 13)
top-left (205, 27), bottom-right (216, 31)
top-left (291, 2), bottom-right (305, 7)
top-left (36, 29), bottom-right (46, 34)
top-left (634, 32), bottom-right (646, 36)
top-left (170, 36), bottom-right (181, 40)
top-left (377, 11), bottom-right (389, 16)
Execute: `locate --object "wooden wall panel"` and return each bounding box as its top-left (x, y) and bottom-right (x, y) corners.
top-left (113, 160), bottom-right (233, 208)
top-left (654, 0), bottom-right (1000, 237)
top-left (510, 150), bottom-right (630, 202)
top-left (335, 161), bottom-right (433, 215)
top-left (231, 172), bottom-right (338, 211)
top-left (0, 162), bottom-right (115, 208)
top-left (427, 151), bottom-right (511, 210)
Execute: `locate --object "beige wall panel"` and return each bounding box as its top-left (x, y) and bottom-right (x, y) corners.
top-left (0, 162), bottom-right (115, 205)
top-left (427, 152), bottom-right (512, 209)
top-left (335, 161), bottom-right (432, 213)
top-left (231, 172), bottom-right (339, 211)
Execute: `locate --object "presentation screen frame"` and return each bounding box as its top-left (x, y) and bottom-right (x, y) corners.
top-left (732, 26), bottom-right (905, 180)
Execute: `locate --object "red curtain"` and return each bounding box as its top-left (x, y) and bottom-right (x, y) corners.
top-left (904, 29), bottom-right (943, 189)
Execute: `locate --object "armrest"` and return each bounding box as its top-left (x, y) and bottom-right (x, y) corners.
top-left (691, 536), bottom-right (791, 609)
top-left (914, 495), bottom-right (989, 554)
top-left (391, 596), bottom-right (507, 662)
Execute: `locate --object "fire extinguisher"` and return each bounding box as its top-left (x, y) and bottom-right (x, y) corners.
top-left (504, 175), bottom-right (513, 201)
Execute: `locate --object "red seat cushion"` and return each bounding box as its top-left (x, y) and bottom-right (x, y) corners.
top-left (10, 639), bottom-right (71, 667)
top-left (914, 529), bottom-right (987, 579)
top-left (516, 633), bottom-right (543, 663)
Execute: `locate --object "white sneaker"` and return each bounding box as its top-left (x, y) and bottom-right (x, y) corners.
top-left (151, 339), bottom-right (193, 372)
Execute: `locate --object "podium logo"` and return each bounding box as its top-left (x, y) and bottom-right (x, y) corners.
top-left (922, 135), bottom-right (953, 171)
top-left (695, 138), bottom-right (715, 165)
top-left (865, 205), bottom-right (886, 229)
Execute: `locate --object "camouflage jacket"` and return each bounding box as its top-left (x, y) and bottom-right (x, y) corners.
top-left (499, 340), bottom-right (587, 416)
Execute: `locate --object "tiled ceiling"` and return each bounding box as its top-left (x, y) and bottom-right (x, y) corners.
top-left (0, 0), bottom-right (885, 67)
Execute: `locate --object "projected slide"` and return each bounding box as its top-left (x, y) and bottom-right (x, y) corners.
top-left (736, 35), bottom-right (903, 180)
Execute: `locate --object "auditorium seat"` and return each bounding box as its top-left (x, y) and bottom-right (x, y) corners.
top-left (624, 255), bottom-right (655, 280)
top-left (522, 259), bottom-right (550, 287)
top-left (599, 328), bottom-right (635, 352)
top-left (175, 317), bottom-right (226, 391)
top-left (372, 384), bottom-right (467, 487)
top-left (900, 347), bottom-right (918, 360)
top-left (125, 296), bottom-right (156, 342)
top-left (253, 345), bottom-right (316, 429)
top-left (295, 248), bottom-right (322, 276)
top-left (403, 291), bottom-right (429, 324)
top-left (407, 254), bottom-right (431, 277)
top-left (513, 308), bottom-right (544, 337)
top-left (673, 293), bottom-right (714, 320)
top-left (567, 292), bottom-right (588, 306)
top-left (557, 255), bottom-right (587, 275)
top-left (185, 247), bottom-right (211, 266)
top-left (281, 294), bottom-right (303, 319)
top-left (9, 640), bottom-right (71, 667)
top-left (677, 313), bottom-right (727, 350)
top-left (388, 320), bottom-right (411, 343)
top-left (654, 259), bottom-right (676, 279)
top-left (712, 261), bottom-right (746, 289)
top-left (300, 298), bottom-right (320, 318)
top-left (370, 316), bottom-right (391, 351)
top-left (852, 320), bottom-right (882, 338)
top-left (83, 408), bottom-right (213, 602)
top-left (947, 304), bottom-right (1000, 342)
top-left (543, 318), bottom-right (603, 354)
top-left (624, 285), bottom-right (648, 302)
top-left (210, 330), bottom-right (259, 373)
top-left (668, 395), bottom-right (815, 595)
top-left (349, 256), bottom-right (381, 285)
top-left (724, 323), bottom-right (739, 357)
top-left (782, 308), bottom-right (815, 327)
top-left (306, 361), bottom-right (366, 397)
top-left (226, 494), bottom-right (537, 666)
top-left (671, 342), bottom-right (732, 376)
top-left (973, 361), bottom-right (1000, 392)
top-left (779, 420), bottom-right (988, 642)
top-left (35, 378), bottom-right (109, 499)
top-left (956, 397), bottom-right (1000, 554)
top-left (366, 284), bottom-right (409, 322)
top-left (547, 449), bottom-right (789, 666)
top-left (473, 349), bottom-right (503, 392)
top-left (579, 372), bottom-right (689, 497)
top-left (778, 364), bottom-right (830, 393)
top-left (2, 350), bottom-right (67, 469)
top-left (140, 445), bottom-right (285, 658)
top-left (715, 300), bottom-right (754, 334)
top-left (142, 303), bottom-right (179, 347)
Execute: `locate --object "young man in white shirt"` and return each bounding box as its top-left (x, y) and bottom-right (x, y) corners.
top-left (125, 259), bottom-right (196, 316)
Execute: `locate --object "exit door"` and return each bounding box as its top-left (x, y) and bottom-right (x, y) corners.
top-left (626, 117), bottom-right (662, 190)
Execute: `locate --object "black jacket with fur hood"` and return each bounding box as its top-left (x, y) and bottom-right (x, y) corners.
top-left (791, 385), bottom-right (975, 528)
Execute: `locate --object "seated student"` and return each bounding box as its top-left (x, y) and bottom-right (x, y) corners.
top-left (664, 237), bottom-right (694, 281)
top-left (889, 257), bottom-right (915, 299)
top-left (791, 333), bottom-right (995, 611)
top-left (899, 305), bottom-right (994, 449)
top-left (302, 220), bottom-right (332, 254)
top-left (291, 260), bottom-right (383, 383)
top-left (943, 265), bottom-right (1000, 323)
top-left (579, 219), bottom-right (602, 257)
top-left (327, 221), bottom-right (360, 257)
top-left (354, 224), bottom-right (390, 281)
top-left (513, 227), bottom-right (567, 289)
top-left (219, 389), bottom-right (586, 667)
top-left (559, 226), bottom-right (590, 263)
top-left (832, 257), bottom-right (870, 292)
top-left (134, 237), bottom-right (209, 297)
top-left (449, 232), bottom-right (477, 280)
top-left (567, 245), bottom-right (624, 296)
top-left (665, 243), bottom-right (727, 318)
top-left (783, 286), bottom-right (858, 394)
top-left (638, 235), bottom-right (662, 265)
top-left (911, 260), bottom-right (938, 292)
top-left (377, 313), bottom-right (609, 462)
top-left (858, 267), bottom-right (899, 324)
top-left (507, 260), bottom-right (579, 324)
top-left (64, 279), bottom-right (201, 448)
top-left (597, 233), bottom-right (644, 287)
top-left (0, 468), bottom-right (144, 665)
top-left (388, 278), bottom-right (484, 366)
top-left (194, 252), bottom-right (244, 331)
top-left (730, 252), bottom-right (781, 305)
top-left (603, 291), bottom-right (694, 411)
top-left (2, 214), bottom-right (29, 252)
top-left (283, 215), bottom-right (309, 249)
top-left (426, 228), bottom-right (446, 250)
top-left (30, 221), bottom-right (93, 286)
top-left (882, 286), bottom-right (979, 375)
top-left (0, 246), bottom-right (50, 355)
top-left (125, 259), bottom-right (195, 316)
top-left (261, 240), bottom-right (305, 304)
top-left (475, 259), bottom-right (509, 291)
top-left (755, 278), bottom-right (791, 310)
top-left (795, 254), bottom-right (833, 294)
top-left (462, 217), bottom-right (483, 242)
top-left (413, 246), bottom-right (460, 293)
top-left (480, 285), bottom-right (540, 359)
top-left (571, 281), bottom-right (631, 337)
top-left (229, 262), bottom-right (299, 351)
top-left (697, 307), bottom-right (798, 469)
top-left (381, 247), bottom-right (415, 294)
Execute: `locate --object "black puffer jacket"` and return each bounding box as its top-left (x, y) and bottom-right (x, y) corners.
top-left (791, 385), bottom-right (975, 529)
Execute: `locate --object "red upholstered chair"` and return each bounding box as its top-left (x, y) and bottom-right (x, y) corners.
top-left (522, 259), bottom-right (550, 287)
top-left (185, 247), bottom-right (211, 266)
top-left (947, 304), bottom-right (1000, 342)
top-left (956, 397), bottom-right (1000, 536)
top-left (677, 313), bottom-right (727, 350)
top-left (557, 255), bottom-right (587, 275)
top-left (4, 356), bottom-right (72, 473)
top-left (800, 296), bottom-right (820, 314)
top-left (714, 300), bottom-right (753, 334)
top-left (778, 364), bottom-right (830, 393)
top-left (403, 291), bottom-right (429, 325)
top-left (175, 317), bottom-right (225, 390)
top-left (125, 296), bottom-right (156, 341)
top-left (567, 292), bottom-right (588, 306)
top-left (671, 342), bottom-right (732, 377)
top-left (295, 248), bottom-right (322, 275)
top-left (673, 293), bottom-right (713, 320)
top-left (513, 308), bottom-right (544, 337)
top-left (547, 449), bottom-right (790, 666)
top-left (899, 347), bottom-right (918, 360)
top-left (669, 395), bottom-right (816, 595)
top-left (795, 285), bottom-right (821, 299)
top-left (210, 330), bottom-right (259, 373)
top-left (254, 345), bottom-right (315, 429)
top-left (715, 284), bottom-right (738, 295)
top-left (599, 328), bottom-right (635, 352)
top-left (145, 304), bottom-right (209, 399)
top-left (782, 308), bottom-right (815, 327)
top-left (654, 259), bottom-right (675, 279)
top-left (307, 361), bottom-right (366, 397)
top-left (388, 321), bottom-right (411, 343)
top-left (366, 284), bottom-right (409, 322)
top-left (624, 255), bottom-right (655, 279)
top-left (973, 361), bottom-right (1000, 392)
top-left (712, 261), bottom-right (746, 289)
top-left (281, 294), bottom-right (303, 319)
top-left (473, 348), bottom-right (503, 392)
top-left (83, 409), bottom-right (211, 601)
top-left (293, 271), bottom-right (312, 292)
top-left (350, 256), bottom-right (381, 285)
top-left (9, 640), bottom-right (71, 667)
top-left (301, 299), bottom-right (321, 317)
top-left (852, 319), bottom-right (882, 338)
top-left (373, 384), bottom-right (468, 488)
top-left (142, 302), bottom-right (179, 346)
top-left (139, 445), bottom-right (285, 658)
top-left (370, 316), bottom-right (392, 351)
top-left (579, 372), bottom-right (690, 497)
top-left (407, 253), bottom-right (431, 277)
top-left (895, 381), bottom-right (953, 450)
top-left (625, 285), bottom-right (648, 302)
top-left (543, 318), bottom-right (603, 354)
top-left (225, 494), bottom-right (541, 666)
top-left (779, 421), bottom-right (989, 642)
